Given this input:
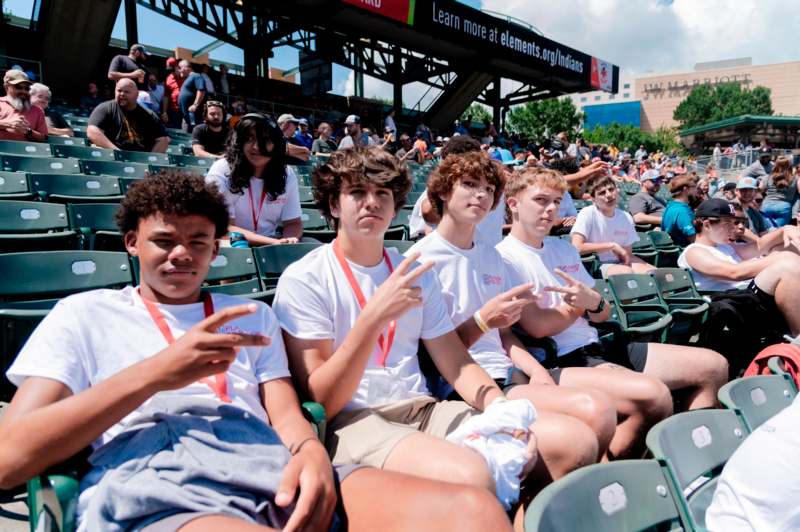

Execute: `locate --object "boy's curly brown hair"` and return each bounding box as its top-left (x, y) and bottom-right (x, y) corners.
top-left (427, 152), bottom-right (505, 216)
top-left (116, 171), bottom-right (230, 238)
top-left (312, 146), bottom-right (411, 229)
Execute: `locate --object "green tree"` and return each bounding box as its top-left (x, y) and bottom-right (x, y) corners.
top-left (506, 98), bottom-right (584, 143)
top-left (673, 82), bottom-right (773, 128)
top-left (461, 103), bottom-right (492, 124)
top-left (582, 123), bottom-right (684, 154)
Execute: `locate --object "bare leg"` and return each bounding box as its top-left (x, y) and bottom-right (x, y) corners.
top-left (341, 468), bottom-right (513, 532)
top-left (523, 411), bottom-right (599, 492)
top-left (642, 343), bottom-right (728, 409)
top-left (753, 254), bottom-right (800, 335)
top-left (630, 256), bottom-right (656, 273)
top-left (602, 264), bottom-right (634, 276)
top-left (557, 365), bottom-right (673, 458)
top-left (383, 432), bottom-right (495, 491)
top-left (506, 383), bottom-right (616, 460)
top-left (179, 516), bottom-right (275, 531)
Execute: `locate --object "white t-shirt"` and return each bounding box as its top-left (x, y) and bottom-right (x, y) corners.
top-left (677, 243), bottom-right (751, 292)
top-left (205, 158), bottom-right (302, 237)
top-left (408, 232), bottom-right (513, 380)
top-left (706, 395), bottom-right (800, 531)
top-left (407, 190), bottom-right (506, 244)
top-left (497, 235), bottom-right (599, 356)
top-left (409, 190), bottom-right (435, 238)
top-left (571, 205), bottom-right (639, 263)
top-left (6, 287), bottom-right (290, 448)
top-left (558, 191), bottom-right (578, 218)
top-left (272, 244), bottom-right (454, 411)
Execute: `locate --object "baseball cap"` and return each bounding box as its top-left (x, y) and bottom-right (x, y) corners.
top-left (277, 114), bottom-right (299, 125)
top-left (3, 69), bottom-right (31, 86)
top-left (345, 114), bottom-right (360, 125)
top-left (166, 57), bottom-right (177, 68)
top-left (641, 170), bottom-right (661, 181)
top-left (131, 44), bottom-right (150, 56)
top-left (695, 198), bottom-right (737, 218)
top-left (736, 177), bottom-right (758, 190)
top-left (298, 118), bottom-right (308, 126)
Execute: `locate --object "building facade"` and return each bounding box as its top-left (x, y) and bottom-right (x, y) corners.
top-left (568, 58), bottom-right (800, 133)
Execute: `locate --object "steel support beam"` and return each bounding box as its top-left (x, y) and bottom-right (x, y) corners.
top-left (124, 0), bottom-right (138, 47)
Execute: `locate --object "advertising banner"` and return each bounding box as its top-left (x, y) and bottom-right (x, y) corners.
top-left (341, 0), bottom-right (415, 25)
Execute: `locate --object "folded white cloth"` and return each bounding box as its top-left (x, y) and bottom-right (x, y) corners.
top-left (446, 398), bottom-right (537, 509)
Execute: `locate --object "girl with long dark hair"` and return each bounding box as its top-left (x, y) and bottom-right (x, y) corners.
top-left (205, 113), bottom-right (303, 245)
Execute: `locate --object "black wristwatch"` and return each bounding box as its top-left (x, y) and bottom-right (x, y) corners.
top-left (586, 296), bottom-right (606, 314)
top-left (24, 127), bottom-right (33, 140)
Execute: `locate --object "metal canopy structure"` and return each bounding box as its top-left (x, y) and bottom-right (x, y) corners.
top-left (130, 0), bottom-right (619, 128)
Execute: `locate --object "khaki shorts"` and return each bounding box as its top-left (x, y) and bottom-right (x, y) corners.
top-left (327, 396), bottom-right (476, 468)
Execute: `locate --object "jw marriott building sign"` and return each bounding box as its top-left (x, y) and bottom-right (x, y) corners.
top-left (641, 73), bottom-right (753, 99)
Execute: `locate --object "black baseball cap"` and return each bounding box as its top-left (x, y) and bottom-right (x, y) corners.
top-left (695, 198), bottom-right (737, 218)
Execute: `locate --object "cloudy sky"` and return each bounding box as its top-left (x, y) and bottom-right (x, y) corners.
top-left (5, 0), bottom-right (796, 105)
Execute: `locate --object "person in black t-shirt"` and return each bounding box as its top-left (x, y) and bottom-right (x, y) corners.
top-left (191, 100), bottom-right (229, 157)
top-left (87, 79), bottom-right (169, 152)
top-left (108, 44), bottom-right (149, 90)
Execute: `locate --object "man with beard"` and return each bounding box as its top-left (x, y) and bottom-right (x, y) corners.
top-left (662, 175), bottom-right (701, 247)
top-left (88, 78), bottom-right (169, 152)
top-left (108, 43), bottom-right (149, 90)
top-left (0, 70), bottom-right (47, 142)
top-left (628, 171), bottom-right (666, 226)
top-left (191, 100), bottom-right (228, 157)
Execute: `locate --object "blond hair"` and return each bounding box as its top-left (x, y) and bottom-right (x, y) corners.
top-left (504, 167), bottom-right (567, 199)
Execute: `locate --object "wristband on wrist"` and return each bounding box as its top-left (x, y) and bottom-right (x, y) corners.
top-left (290, 436), bottom-right (317, 456)
top-left (473, 310), bottom-right (491, 334)
top-left (586, 296), bottom-right (606, 315)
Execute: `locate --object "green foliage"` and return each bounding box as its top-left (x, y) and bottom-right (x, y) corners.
top-left (461, 103), bottom-right (492, 125)
top-left (506, 98), bottom-right (584, 143)
top-left (673, 82), bottom-right (773, 128)
top-left (583, 123), bottom-right (684, 154)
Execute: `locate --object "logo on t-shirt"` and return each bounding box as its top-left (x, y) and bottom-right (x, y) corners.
top-left (482, 274), bottom-right (503, 286)
top-left (613, 229), bottom-right (629, 237)
top-left (558, 263), bottom-right (581, 274)
top-left (218, 325), bottom-right (260, 336)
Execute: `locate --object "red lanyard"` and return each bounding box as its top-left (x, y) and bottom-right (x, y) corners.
top-left (332, 239), bottom-right (396, 367)
top-left (247, 185), bottom-right (267, 233)
top-left (139, 289), bottom-right (231, 403)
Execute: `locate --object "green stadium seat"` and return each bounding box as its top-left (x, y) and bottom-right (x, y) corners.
top-left (70, 127), bottom-right (88, 138)
top-left (605, 273), bottom-right (673, 343)
top-left (0, 200), bottom-right (79, 252)
top-left (165, 144), bottom-right (189, 155)
top-left (0, 250), bottom-right (133, 399)
top-left (405, 191), bottom-right (423, 207)
top-left (718, 374), bottom-right (797, 432)
top-left (170, 154), bottom-right (215, 168)
top-left (649, 268), bottom-right (709, 344)
top-left (581, 253), bottom-right (601, 279)
top-left (29, 174), bottom-right (123, 203)
top-left (646, 409), bottom-right (748, 530)
top-left (0, 171), bottom-right (33, 200)
top-left (1, 155), bottom-right (81, 174)
top-left (51, 144), bottom-right (116, 161)
top-left (524, 459), bottom-right (686, 532)
top-left (298, 186), bottom-right (315, 207)
top-left (0, 140), bottom-right (53, 157)
top-left (119, 177), bottom-right (142, 195)
top-left (67, 203), bottom-right (124, 251)
top-left (411, 182), bottom-right (427, 192)
top-left (148, 164), bottom-right (207, 177)
top-left (115, 150), bottom-right (171, 165)
top-left (648, 230), bottom-right (681, 267)
top-left (65, 116), bottom-right (90, 127)
top-left (384, 240), bottom-right (415, 254)
top-left (253, 242), bottom-right (321, 289)
top-left (46, 136), bottom-right (88, 146)
top-left (203, 247), bottom-right (271, 302)
top-left (80, 160), bottom-right (149, 178)
top-left (631, 232), bottom-right (658, 264)
top-left (300, 208), bottom-right (328, 230)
